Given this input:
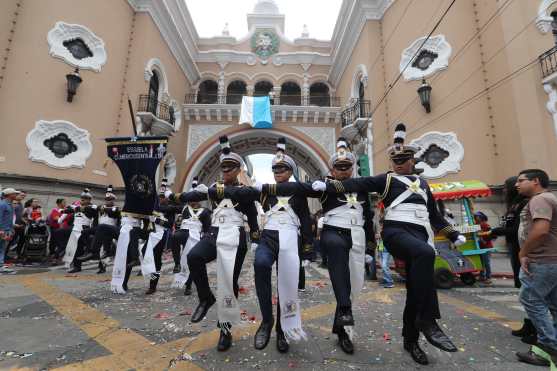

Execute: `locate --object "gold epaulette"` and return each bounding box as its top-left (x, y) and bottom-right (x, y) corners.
top-left (216, 182), bottom-right (224, 199)
top-left (267, 184), bottom-right (277, 196)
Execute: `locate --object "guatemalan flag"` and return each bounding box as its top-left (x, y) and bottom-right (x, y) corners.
top-left (239, 96), bottom-right (272, 128)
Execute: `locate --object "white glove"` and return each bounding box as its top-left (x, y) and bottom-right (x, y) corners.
top-left (195, 184), bottom-right (208, 194)
top-left (365, 254), bottom-right (374, 265)
top-left (302, 259), bottom-right (311, 268)
top-left (164, 190), bottom-right (173, 199)
top-left (454, 235), bottom-right (466, 247)
top-left (250, 242), bottom-right (258, 254)
top-left (312, 180), bottom-right (326, 192)
top-left (253, 181), bottom-right (263, 192)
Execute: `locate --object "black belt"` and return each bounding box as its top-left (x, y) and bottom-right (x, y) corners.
top-left (322, 224), bottom-right (351, 234)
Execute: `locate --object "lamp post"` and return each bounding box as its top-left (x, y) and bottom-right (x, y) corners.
top-left (417, 79), bottom-right (432, 113)
top-left (66, 68), bottom-right (82, 102)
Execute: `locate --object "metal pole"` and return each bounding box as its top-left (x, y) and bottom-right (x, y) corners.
top-left (128, 97), bottom-right (138, 136)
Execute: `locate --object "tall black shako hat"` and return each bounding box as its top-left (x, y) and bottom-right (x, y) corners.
top-left (272, 138), bottom-right (297, 172)
top-left (329, 137), bottom-right (356, 168)
top-left (387, 123), bottom-right (420, 159)
top-left (219, 135), bottom-right (244, 168)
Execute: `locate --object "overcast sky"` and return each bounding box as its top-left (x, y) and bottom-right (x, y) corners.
top-left (185, 0), bottom-right (343, 40)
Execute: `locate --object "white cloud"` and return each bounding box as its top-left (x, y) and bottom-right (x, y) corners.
top-left (184, 0), bottom-right (342, 40)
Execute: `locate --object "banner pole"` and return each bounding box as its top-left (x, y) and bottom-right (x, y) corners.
top-left (128, 96), bottom-right (138, 136)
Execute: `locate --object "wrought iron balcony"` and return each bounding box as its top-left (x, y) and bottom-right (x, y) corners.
top-left (540, 46), bottom-right (557, 79)
top-left (341, 99), bottom-right (371, 128)
top-left (184, 94), bottom-right (341, 107)
top-left (136, 94), bottom-right (175, 136)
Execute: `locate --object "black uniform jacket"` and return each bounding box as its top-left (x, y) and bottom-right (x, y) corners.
top-left (219, 184), bottom-right (314, 249)
top-left (99, 204), bottom-right (121, 226)
top-left (179, 206), bottom-right (212, 234)
top-left (177, 183), bottom-right (260, 242)
top-left (264, 181), bottom-right (375, 246)
top-left (326, 173), bottom-right (458, 239)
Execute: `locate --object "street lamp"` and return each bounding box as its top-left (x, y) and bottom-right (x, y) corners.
top-left (66, 68), bottom-right (82, 102)
top-left (417, 79), bottom-right (432, 113)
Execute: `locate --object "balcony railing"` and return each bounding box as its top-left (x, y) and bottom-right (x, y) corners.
top-left (540, 46), bottom-right (557, 79)
top-left (341, 99), bottom-right (371, 127)
top-left (184, 94), bottom-right (341, 107)
top-left (138, 94), bottom-right (175, 125)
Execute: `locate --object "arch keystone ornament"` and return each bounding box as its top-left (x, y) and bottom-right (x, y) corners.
top-left (26, 120), bottom-right (93, 169)
top-left (47, 22), bottom-right (107, 72)
top-left (400, 35), bottom-right (452, 81)
top-left (410, 131), bottom-right (464, 179)
top-left (537, 0), bottom-right (557, 33)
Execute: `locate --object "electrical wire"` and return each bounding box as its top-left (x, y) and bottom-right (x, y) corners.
top-left (370, 0), bottom-right (457, 117)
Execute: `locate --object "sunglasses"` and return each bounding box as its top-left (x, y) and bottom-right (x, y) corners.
top-left (391, 157), bottom-right (412, 165)
top-left (220, 165), bottom-right (239, 173)
top-left (333, 164), bottom-right (353, 172)
top-left (272, 166), bottom-right (291, 174)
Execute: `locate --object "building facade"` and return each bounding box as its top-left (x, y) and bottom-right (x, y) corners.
top-left (1, 0), bottom-right (557, 212)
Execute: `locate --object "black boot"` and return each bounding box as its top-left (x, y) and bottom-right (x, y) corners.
top-left (337, 328), bottom-right (354, 354)
top-left (191, 294), bottom-right (216, 323)
top-left (184, 283), bottom-right (192, 296)
top-left (254, 320), bottom-right (274, 350)
top-left (217, 329), bottom-right (232, 351)
top-left (404, 340), bottom-right (429, 365)
top-left (96, 262), bottom-right (106, 274)
top-left (276, 330), bottom-right (289, 353)
top-left (512, 318), bottom-right (536, 337)
top-left (416, 320), bottom-right (457, 352)
top-left (145, 276), bottom-right (158, 295)
top-left (68, 263), bottom-right (81, 273)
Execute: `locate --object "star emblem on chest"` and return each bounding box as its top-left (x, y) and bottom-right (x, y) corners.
top-left (408, 179), bottom-right (422, 193)
top-left (276, 196), bottom-right (291, 208)
top-left (218, 199), bottom-right (234, 209)
top-left (344, 193), bottom-right (360, 207)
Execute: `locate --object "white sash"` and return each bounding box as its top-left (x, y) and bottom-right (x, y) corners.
top-left (139, 223), bottom-right (164, 282)
top-left (323, 202), bottom-right (366, 335)
top-left (172, 206), bottom-right (204, 289)
top-left (111, 217), bottom-right (139, 294)
top-left (216, 224), bottom-right (241, 332)
top-left (384, 175), bottom-right (435, 247)
top-left (62, 213), bottom-right (92, 268)
top-left (99, 214), bottom-right (117, 226)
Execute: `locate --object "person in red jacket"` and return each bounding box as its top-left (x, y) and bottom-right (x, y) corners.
top-left (474, 211), bottom-right (495, 284)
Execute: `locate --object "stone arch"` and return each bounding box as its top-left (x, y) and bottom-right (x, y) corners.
top-left (225, 72), bottom-right (252, 86)
top-left (226, 80), bottom-right (247, 104)
top-left (280, 81), bottom-right (301, 105)
top-left (254, 80), bottom-right (274, 96)
top-left (251, 72), bottom-right (279, 85)
top-left (180, 127), bottom-right (330, 190)
top-left (350, 64), bottom-right (368, 100)
top-left (197, 79), bottom-right (219, 104)
top-left (537, 0), bottom-right (557, 33)
top-left (276, 73), bottom-right (303, 86)
top-left (144, 58), bottom-right (169, 101)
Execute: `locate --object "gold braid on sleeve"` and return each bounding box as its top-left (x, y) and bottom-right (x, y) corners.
top-left (330, 179), bottom-right (345, 193)
top-left (439, 225), bottom-right (457, 236)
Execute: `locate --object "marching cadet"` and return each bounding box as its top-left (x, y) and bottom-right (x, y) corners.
top-left (215, 138), bottom-right (313, 353)
top-left (312, 123), bottom-right (466, 365)
top-left (76, 185), bottom-right (121, 273)
top-left (261, 138), bottom-right (375, 355)
top-left (169, 177), bottom-right (212, 296)
top-left (64, 189), bottom-right (98, 273)
top-left (171, 135), bottom-right (260, 352)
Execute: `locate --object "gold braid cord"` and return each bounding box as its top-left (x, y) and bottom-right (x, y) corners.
top-left (439, 225), bottom-right (458, 236)
top-left (216, 182), bottom-right (224, 199)
top-left (330, 179), bottom-right (345, 193)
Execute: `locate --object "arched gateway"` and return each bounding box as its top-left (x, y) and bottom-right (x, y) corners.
top-left (180, 127), bottom-right (330, 190)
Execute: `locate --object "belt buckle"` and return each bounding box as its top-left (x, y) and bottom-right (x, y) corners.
top-left (219, 216), bottom-right (225, 224)
top-left (351, 218), bottom-right (356, 225)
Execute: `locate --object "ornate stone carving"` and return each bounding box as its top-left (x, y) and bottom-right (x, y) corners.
top-left (292, 126), bottom-right (336, 155)
top-left (537, 0), bottom-right (557, 33)
top-left (251, 29), bottom-right (279, 59)
top-left (187, 124), bottom-right (232, 158)
top-left (47, 21), bottom-right (107, 72)
top-left (410, 131), bottom-right (464, 179)
top-left (543, 82), bottom-right (557, 138)
top-left (26, 120), bottom-right (92, 169)
top-left (144, 58), bottom-right (169, 96)
top-left (400, 35), bottom-right (452, 81)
